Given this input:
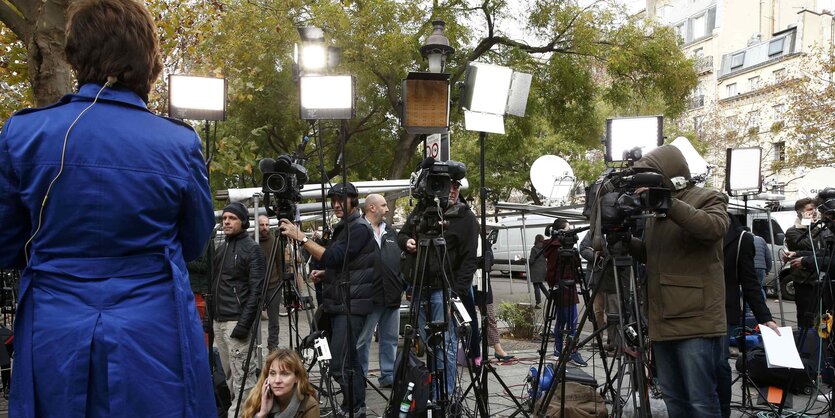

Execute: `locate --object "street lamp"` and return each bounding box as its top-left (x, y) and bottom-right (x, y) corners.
top-left (403, 19), bottom-right (456, 156)
top-left (420, 19), bottom-right (455, 73)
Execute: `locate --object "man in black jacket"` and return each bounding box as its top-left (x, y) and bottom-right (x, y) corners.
top-left (279, 182), bottom-right (375, 417)
top-left (399, 176), bottom-right (479, 396)
top-left (718, 213), bottom-right (779, 418)
top-left (211, 202), bottom-right (266, 418)
top-left (356, 193), bottom-right (405, 388)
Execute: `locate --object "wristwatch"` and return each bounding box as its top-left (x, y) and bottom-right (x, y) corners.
top-left (301, 236), bottom-right (309, 244)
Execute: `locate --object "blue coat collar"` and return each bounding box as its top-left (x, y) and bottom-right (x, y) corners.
top-left (66, 83), bottom-right (149, 111)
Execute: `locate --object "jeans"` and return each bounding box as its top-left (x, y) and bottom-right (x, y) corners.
top-left (356, 305), bottom-right (400, 386)
top-left (415, 288), bottom-right (458, 396)
top-left (533, 282), bottom-right (548, 305)
top-left (654, 336), bottom-right (724, 418)
top-left (553, 304), bottom-right (578, 356)
top-left (265, 285), bottom-right (281, 351)
top-left (330, 314), bottom-right (367, 412)
top-left (462, 287), bottom-right (480, 359)
top-left (717, 333), bottom-right (734, 418)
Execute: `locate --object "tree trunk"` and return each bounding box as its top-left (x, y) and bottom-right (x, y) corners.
top-left (27, 0), bottom-right (72, 106)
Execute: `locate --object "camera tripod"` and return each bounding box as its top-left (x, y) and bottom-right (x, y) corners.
top-left (528, 238), bottom-right (611, 417)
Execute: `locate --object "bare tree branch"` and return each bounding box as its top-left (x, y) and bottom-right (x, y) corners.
top-left (0, 1), bottom-right (30, 40)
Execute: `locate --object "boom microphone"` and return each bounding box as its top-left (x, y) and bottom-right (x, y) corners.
top-left (258, 158), bottom-right (275, 174)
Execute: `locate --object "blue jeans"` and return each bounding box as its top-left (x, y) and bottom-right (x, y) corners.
top-left (415, 288), bottom-right (458, 396)
top-left (356, 304), bottom-right (400, 386)
top-left (553, 304), bottom-right (578, 356)
top-left (654, 337), bottom-right (724, 418)
top-left (330, 314), bottom-right (367, 412)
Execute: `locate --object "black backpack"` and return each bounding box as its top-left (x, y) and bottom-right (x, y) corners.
top-left (386, 344), bottom-right (432, 417)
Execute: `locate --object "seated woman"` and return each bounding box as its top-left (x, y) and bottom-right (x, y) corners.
top-left (242, 348), bottom-right (319, 418)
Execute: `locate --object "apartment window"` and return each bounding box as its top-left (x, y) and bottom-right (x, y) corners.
top-left (694, 115), bottom-right (704, 133)
top-left (748, 110), bottom-right (760, 131)
top-left (731, 52), bottom-right (745, 69)
top-left (674, 24), bottom-right (685, 42)
top-left (692, 14), bottom-right (707, 39)
top-left (773, 68), bottom-right (786, 81)
top-left (694, 48), bottom-right (704, 57)
top-left (768, 38), bottom-right (785, 57)
top-left (748, 76), bottom-right (761, 91)
top-left (726, 83), bottom-right (738, 97)
top-left (772, 103), bottom-right (787, 120)
top-left (773, 141), bottom-right (786, 162)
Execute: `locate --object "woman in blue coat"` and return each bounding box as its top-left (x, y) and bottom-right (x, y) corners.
top-left (0, 0), bottom-right (217, 416)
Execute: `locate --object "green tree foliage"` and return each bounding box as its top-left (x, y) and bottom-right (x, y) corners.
top-left (780, 47), bottom-right (835, 170)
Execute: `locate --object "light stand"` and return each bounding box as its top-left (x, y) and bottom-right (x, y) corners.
top-left (725, 147), bottom-right (773, 414)
top-left (167, 72), bottom-right (227, 412)
top-left (461, 60), bottom-right (532, 417)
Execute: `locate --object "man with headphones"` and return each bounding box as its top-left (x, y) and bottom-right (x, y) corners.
top-left (280, 182), bottom-right (376, 418)
top-left (212, 201), bottom-right (266, 418)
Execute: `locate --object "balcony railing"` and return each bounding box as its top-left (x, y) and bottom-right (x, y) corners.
top-left (688, 95), bottom-right (705, 110)
top-left (695, 55), bottom-right (714, 74)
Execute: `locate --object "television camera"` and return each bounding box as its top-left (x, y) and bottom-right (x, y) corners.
top-left (259, 154), bottom-right (308, 220)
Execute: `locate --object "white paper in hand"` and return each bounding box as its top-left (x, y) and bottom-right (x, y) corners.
top-left (759, 325), bottom-right (804, 369)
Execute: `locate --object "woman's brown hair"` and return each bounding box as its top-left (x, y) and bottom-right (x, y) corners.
top-left (64, 0), bottom-right (163, 102)
top-left (241, 348), bottom-right (316, 418)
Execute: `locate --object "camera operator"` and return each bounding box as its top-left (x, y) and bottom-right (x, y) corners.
top-left (258, 215), bottom-right (283, 353)
top-left (627, 145), bottom-right (729, 417)
top-left (399, 176), bottom-right (479, 395)
top-left (279, 182), bottom-right (375, 417)
top-left (213, 202), bottom-right (267, 418)
top-left (542, 218), bottom-right (587, 367)
top-left (783, 196), bottom-right (833, 329)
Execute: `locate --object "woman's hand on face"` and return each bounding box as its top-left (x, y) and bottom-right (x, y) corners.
top-left (259, 379), bottom-right (274, 416)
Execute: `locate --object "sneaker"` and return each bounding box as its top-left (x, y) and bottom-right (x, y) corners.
top-left (729, 346), bottom-right (740, 358)
top-left (569, 352), bottom-right (588, 367)
top-left (551, 354), bottom-right (560, 362)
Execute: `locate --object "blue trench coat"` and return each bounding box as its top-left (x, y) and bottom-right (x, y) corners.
top-left (0, 83), bottom-right (217, 417)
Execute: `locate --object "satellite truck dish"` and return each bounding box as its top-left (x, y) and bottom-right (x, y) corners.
top-left (797, 167), bottom-right (835, 198)
top-left (670, 136), bottom-right (709, 184)
top-left (530, 155), bottom-right (575, 204)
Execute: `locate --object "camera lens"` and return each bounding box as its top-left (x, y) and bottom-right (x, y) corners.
top-left (266, 173), bottom-right (287, 193)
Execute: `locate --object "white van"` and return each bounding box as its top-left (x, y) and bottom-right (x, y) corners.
top-left (488, 214), bottom-right (588, 278)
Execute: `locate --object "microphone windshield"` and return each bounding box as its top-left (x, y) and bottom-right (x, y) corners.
top-left (258, 158), bottom-right (275, 174)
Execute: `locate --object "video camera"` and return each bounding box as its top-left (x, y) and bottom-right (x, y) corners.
top-left (584, 167), bottom-right (672, 232)
top-left (544, 221), bottom-right (590, 248)
top-left (259, 154), bottom-right (308, 219)
top-left (410, 157), bottom-right (466, 209)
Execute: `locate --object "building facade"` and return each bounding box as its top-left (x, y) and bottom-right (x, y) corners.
top-left (646, 0), bottom-right (834, 200)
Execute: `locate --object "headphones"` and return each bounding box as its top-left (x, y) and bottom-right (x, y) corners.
top-left (24, 76), bottom-right (117, 265)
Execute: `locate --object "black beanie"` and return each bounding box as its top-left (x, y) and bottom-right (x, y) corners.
top-left (223, 202), bottom-right (250, 229)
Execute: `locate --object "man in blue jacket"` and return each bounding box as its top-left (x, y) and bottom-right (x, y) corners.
top-left (0, 0), bottom-right (216, 416)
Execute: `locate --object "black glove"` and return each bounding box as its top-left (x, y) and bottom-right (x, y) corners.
top-left (230, 324), bottom-right (249, 340)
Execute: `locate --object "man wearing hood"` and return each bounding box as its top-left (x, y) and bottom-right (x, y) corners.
top-left (628, 145), bottom-right (729, 417)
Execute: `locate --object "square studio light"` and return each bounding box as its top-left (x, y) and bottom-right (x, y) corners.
top-left (461, 61), bottom-right (532, 133)
top-left (299, 75), bottom-right (354, 120)
top-left (401, 72), bottom-right (450, 134)
top-left (725, 147), bottom-right (762, 196)
top-left (168, 74), bottom-right (227, 121)
top-left (605, 116), bottom-right (664, 162)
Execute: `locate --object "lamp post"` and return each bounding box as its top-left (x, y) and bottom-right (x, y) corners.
top-left (420, 19), bottom-right (455, 74)
top-left (411, 19), bottom-right (455, 161)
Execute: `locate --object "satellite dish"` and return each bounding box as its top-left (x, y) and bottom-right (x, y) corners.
top-left (530, 155), bottom-right (575, 204)
top-left (797, 167), bottom-right (835, 198)
top-left (670, 136), bottom-right (710, 184)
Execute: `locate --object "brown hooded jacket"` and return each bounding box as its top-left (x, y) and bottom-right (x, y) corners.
top-left (629, 145), bottom-right (729, 341)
